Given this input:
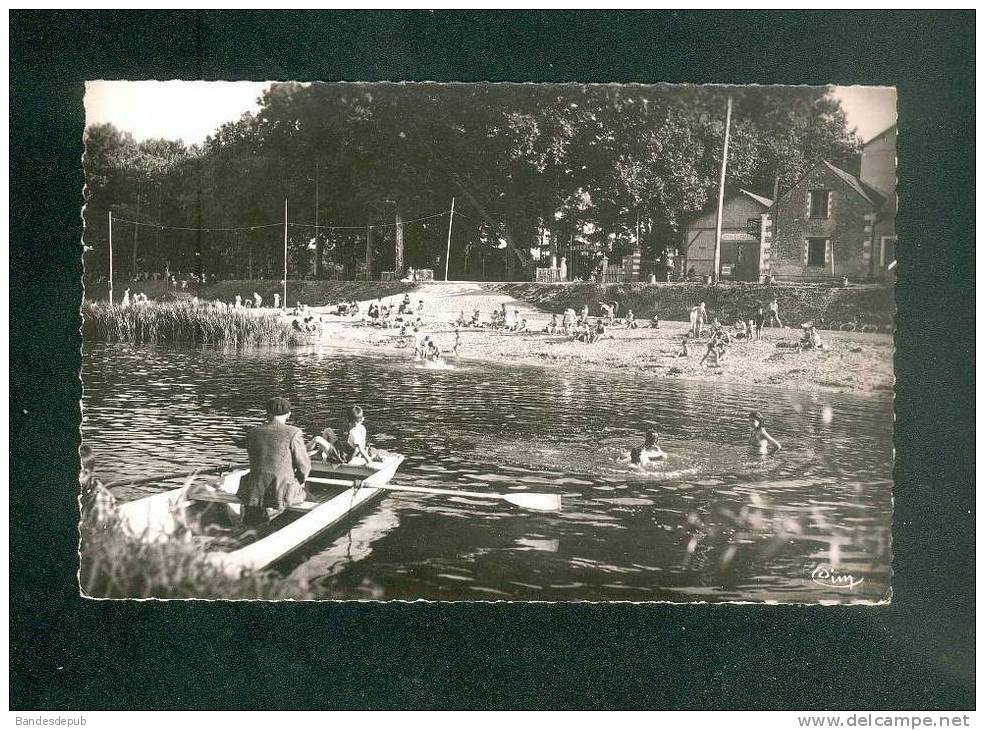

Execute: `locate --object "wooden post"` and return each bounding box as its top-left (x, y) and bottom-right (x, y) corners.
top-left (108, 210), bottom-right (114, 304)
top-left (283, 198), bottom-right (288, 309)
top-left (712, 95), bottom-right (733, 283)
top-left (444, 197), bottom-right (456, 281)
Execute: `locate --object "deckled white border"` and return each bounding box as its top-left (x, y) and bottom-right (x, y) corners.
top-left (77, 79), bottom-right (896, 605)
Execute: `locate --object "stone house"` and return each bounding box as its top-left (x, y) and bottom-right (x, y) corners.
top-left (860, 124), bottom-right (897, 278)
top-left (762, 160), bottom-right (886, 281)
top-left (682, 188), bottom-right (773, 281)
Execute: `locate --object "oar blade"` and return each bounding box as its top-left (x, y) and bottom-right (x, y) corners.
top-left (503, 493), bottom-right (561, 512)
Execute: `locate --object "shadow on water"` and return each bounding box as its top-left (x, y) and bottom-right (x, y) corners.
top-left (83, 343), bottom-right (893, 602)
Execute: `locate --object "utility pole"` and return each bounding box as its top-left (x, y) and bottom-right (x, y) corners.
top-left (394, 203), bottom-right (404, 276)
top-left (365, 209), bottom-right (374, 280)
top-left (712, 95), bottom-right (733, 283)
top-left (444, 196), bottom-right (456, 281)
top-left (132, 193), bottom-right (140, 278)
top-left (108, 210), bottom-right (114, 304)
top-left (283, 198), bottom-right (288, 309)
top-left (314, 162), bottom-right (320, 279)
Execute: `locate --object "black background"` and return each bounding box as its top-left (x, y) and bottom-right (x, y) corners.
top-left (9, 11), bottom-right (975, 710)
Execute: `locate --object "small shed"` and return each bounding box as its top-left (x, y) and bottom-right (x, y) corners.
top-left (682, 188), bottom-right (772, 281)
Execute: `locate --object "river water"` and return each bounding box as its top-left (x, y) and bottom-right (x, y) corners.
top-left (82, 343), bottom-right (894, 602)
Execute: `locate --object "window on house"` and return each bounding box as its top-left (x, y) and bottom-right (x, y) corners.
top-left (807, 238), bottom-right (827, 267)
top-left (809, 190), bottom-right (830, 218)
top-left (746, 218), bottom-right (760, 237)
top-left (880, 236), bottom-right (897, 267)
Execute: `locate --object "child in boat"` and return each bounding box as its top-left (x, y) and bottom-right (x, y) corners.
top-left (748, 410), bottom-right (781, 454)
top-left (344, 406), bottom-right (379, 464)
top-left (630, 430), bottom-right (666, 465)
top-left (308, 427), bottom-right (346, 464)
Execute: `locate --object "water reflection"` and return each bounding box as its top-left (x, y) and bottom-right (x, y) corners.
top-left (82, 343), bottom-right (894, 602)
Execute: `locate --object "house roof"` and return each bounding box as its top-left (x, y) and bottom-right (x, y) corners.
top-left (821, 160), bottom-right (885, 208)
top-left (737, 188), bottom-right (773, 208)
top-left (863, 123), bottom-right (897, 147)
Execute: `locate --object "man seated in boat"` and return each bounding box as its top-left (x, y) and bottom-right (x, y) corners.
top-left (238, 397), bottom-right (312, 525)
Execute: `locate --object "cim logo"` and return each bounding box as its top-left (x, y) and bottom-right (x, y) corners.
top-left (811, 565), bottom-right (865, 590)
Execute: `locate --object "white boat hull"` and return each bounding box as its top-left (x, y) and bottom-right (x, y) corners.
top-left (116, 454), bottom-right (405, 575)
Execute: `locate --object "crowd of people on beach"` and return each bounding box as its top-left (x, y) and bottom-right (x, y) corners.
top-left (327, 291), bottom-right (827, 368)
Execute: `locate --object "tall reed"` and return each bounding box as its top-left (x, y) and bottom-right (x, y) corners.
top-left (79, 503), bottom-right (317, 600)
top-left (81, 301), bottom-right (306, 347)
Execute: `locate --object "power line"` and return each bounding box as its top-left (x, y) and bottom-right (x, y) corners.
top-left (106, 217), bottom-right (282, 232)
top-left (103, 209), bottom-right (454, 233)
top-left (289, 211), bottom-right (451, 231)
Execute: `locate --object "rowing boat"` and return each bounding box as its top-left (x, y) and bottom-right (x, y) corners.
top-left (116, 453), bottom-right (405, 575)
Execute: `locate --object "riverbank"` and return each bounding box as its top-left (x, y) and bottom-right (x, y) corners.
top-left (310, 299), bottom-right (894, 395)
top-left (86, 278), bottom-right (895, 331)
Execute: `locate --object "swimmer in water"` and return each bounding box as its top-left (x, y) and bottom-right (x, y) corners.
top-left (630, 429), bottom-right (666, 465)
top-left (748, 410), bottom-right (781, 454)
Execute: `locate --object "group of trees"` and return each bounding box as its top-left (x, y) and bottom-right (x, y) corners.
top-left (83, 82), bottom-right (861, 283)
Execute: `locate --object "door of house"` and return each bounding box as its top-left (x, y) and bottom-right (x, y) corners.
top-left (734, 242), bottom-right (760, 281)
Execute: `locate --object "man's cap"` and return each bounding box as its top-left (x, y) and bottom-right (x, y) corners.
top-left (266, 397), bottom-right (292, 416)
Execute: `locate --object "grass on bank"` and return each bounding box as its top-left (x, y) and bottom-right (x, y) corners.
top-left (487, 281), bottom-right (895, 330)
top-left (84, 279), bottom-right (418, 308)
top-left (79, 495), bottom-right (317, 600)
top-left (81, 300), bottom-right (307, 346)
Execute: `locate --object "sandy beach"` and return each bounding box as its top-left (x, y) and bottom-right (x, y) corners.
top-left (302, 284), bottom-right (894, 395)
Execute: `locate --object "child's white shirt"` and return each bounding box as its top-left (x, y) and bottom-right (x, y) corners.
top-left (348, 423), bottom-right (367, 449)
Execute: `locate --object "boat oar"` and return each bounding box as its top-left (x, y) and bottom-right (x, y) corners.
top-left (101, 462), bottom-right (245, 490)
top-left (378, 482), bottom-right (561, 512)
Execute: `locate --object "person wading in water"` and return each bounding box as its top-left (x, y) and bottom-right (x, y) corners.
top-left (238, 397), bottom-right (312, 526)
top-left (748, 410), bottom-right (782, 455)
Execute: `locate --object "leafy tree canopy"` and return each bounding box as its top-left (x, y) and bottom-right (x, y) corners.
top-left (83, 83), bottom-right (860, 281)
